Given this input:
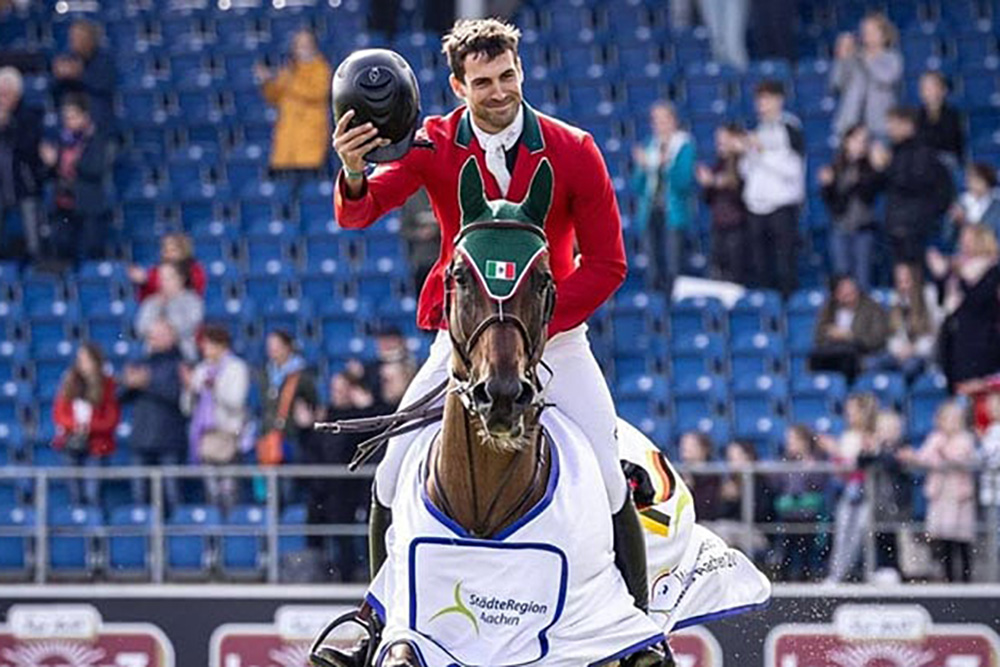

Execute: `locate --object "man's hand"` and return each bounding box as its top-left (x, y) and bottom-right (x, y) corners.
top-left (826, 325), bottom-right (853, 341)
top-left (818, 165), bottom-right (835, 186)
top-left (695, 164), bottom-right (714, 187)
top-left (39, 142), bottom-right (58, 167)
top-left (835, 32), bottom-right (856, 60)
top-left (333, 109), bottom-right (390, 174)
top-left (869, 143), bottom-right (891, 171)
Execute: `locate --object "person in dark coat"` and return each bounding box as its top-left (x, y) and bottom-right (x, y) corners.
top-left (810, 274), bottom-right (889, 383)
top-left (819, 124), bottom-right (881, 291)
top-left (929, 225), bottom-right (1000, 393)
top-left (39, 93), bottom-right (109, 264)
top-left (0, 66), bottom-right (45, 259)
top-left (871, 107), bottom-right (954, 266)
top-left (120, 319), bottom-right (188, 508)
top-left (917, 71), bottom-right (964, 166)
top-left (51, 19), bottom-right (116, 133)
top-left (697, 123), bottom-right (748, 284)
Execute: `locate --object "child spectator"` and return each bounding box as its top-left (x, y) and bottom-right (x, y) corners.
top-left (128, 232), bottom-right (207, 302)
top-left (678, 431), bottom-right (720, 521)
top-left (53, 342), bottom-right (119, 506)
top-left (772, 425), bottom-right (829, 582)
top-left (898, 401), bottom-right (977, 582)
top-left (713, 440), bottom-right (773, 555)
top-left (949, 162), bottom-right (1000, 239)
top-left (977, 395), bottom-right (1000, 541)
top-left (819, 124), bottom-right (880, 290)
top-left (697, 123), bottom-right (748, 283)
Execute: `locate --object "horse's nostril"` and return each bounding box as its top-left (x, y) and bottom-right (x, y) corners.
top-left (471, 382), bottom-right (492, 407)
top-left (516, 381), bottom-right (536, 406)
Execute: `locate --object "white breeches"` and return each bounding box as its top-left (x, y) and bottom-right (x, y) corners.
top-left (373, 324), bottom-right (629, 511)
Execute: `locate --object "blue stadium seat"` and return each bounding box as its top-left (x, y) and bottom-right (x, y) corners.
top-left (167, 505), bottom-right (221, 579)
top-left (221, 504), bottom-right (266, 579)
top-left (731, 331), bottom-right (786, 376)
top-left (730, 290), bottom-right (783, 335)
top-left (108, 505), bottom-right (151, 579)
top-left (48, 505), bottom-right (101, 578)
top-left (908, 371), bottom-right (949, 441)
top-left (733, 410), bottom-right (786, 459)
top-left (671, 332), bottom-right (726, 378)
top-left (853, 371), bottom-right (908, 412)
top-left (671, 296), bottom-right (725, 337)
top-left (279, 504), bottom-right (308, 557)
top-left (0, 504), bottom-right (34, 580)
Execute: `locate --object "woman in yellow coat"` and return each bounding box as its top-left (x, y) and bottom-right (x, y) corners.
top-left (255, 30), bottom-right (331, 193)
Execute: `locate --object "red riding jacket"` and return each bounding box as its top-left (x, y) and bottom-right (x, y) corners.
top-left (334, 104), bottom-right (627, 335)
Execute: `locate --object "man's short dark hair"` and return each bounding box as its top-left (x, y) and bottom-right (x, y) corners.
top-left (61, 92), bottom-right (90, 114)
top-left (754, 79), bottom-right (785, 98)
top-left (442, 18), bottom-right (521, 82)
top-left (887, 106), bottom-right (919, 125)
top-left (970, 161), bottom-right (999, 189)
top-left (201, 324), bottom-right (231, 348)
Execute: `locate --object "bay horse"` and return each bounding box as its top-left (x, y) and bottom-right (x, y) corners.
top-left (311, 158), bottom-right (668, 667)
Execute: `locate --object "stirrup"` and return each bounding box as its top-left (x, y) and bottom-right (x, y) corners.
top-left (621, 640), bottom-right (676, 667)
top-left (309, 605), bottom-right (382, 667)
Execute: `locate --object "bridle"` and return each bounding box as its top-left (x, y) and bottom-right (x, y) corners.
top-left (443, 220), bottom-right (556, 420)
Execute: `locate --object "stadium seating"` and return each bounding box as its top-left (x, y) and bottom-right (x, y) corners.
top-left (166, 504), bottom-right (221, 580)
top-left (221, 504), bottom-right (267, 580)
top-left (107, 505), bottom-right (152, 580)
top-left (0, 504), bottom-right (34, 581)
top-left (48, 505), bottom-right (102, 580)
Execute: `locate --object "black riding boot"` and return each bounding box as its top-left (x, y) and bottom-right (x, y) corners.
top-left (311, 495), bottom-right (392, 667)
top-left (614, 499), bottom-right (676, 667)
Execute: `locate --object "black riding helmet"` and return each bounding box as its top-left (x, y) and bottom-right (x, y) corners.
top-left (332, 48), bottom-right (421, 163)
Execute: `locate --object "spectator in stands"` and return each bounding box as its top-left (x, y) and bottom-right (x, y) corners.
top-left (0, 66), bottom-right (44, 260)
top-left (51, 19), bottom-right (115, 133)
top-left (678, 431), bottom-right (720, 521)
top-left (929, 225), bottom-right (1000, 393)
top-left (38, 93), bottom-right (109, 265)
top-left (830, 13), bottom-right (902, 140)
top-left (819, 124), bottom-right (880, 291)
top-left (898, 400), bottom-right (977, 582)
top-left (364, 326), bottom-right (415, 403)
top-left (950, 162), bottom-right (1000, 240)
top-left (810, 274), bottom-right (888, 383)
top-left (978, 394), bottom-right (1000, 539)
top-left (128, 232), bottom-right (207, 302)
top-left (750, 0), bottom-right (797, 63)
top-left (772, 424), bottom-right (828, 582)
top-left (378, 360), bottom-right (416, 411)
top-left (821, 393), bottom-right (878, 583)
top-left (298, 363), bottom-right (385, 581)
top-left (184, 325), bottom-right (250, 511)
top-left (739, 80), bottom-right (805, 297)
top-left (917, 70), bottom-right (965, 167)
top-left (53, 342), bottom-right (119, 506)
top-left (712, 440), bottom-right (773, 555)
top-left (871, 107), bottom-right (954, 267)
top-left (261, 330), bottom-right (319, 476)
top-left (699, 0), bottom-right (749, 70)
top-left (865, 410), bottom-right (911, 574)
top-left (697, 123), bottom-right (747, 283)
top-left (135, 261), bottom-right (204, 361)
top-left (255, 30), bottom-right (331, 202)
top-left (870, 262), bottom-right (939, 381)
top-left (631, 101), bottom-right (695, 296)
top-left (401, 188), bottom-right (441, 296)
top-left (120, 319), bottom-right (187, 509)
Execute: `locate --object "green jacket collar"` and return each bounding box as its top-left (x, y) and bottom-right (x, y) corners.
top-left (455, 102), bottom-right (544, 154)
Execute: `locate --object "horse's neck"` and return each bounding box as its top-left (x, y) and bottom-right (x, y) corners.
top-left (428, 392), bottom-right (549, 538)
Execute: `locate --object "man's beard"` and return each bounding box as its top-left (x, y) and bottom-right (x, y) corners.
top-left (472, 97), bottom-right (520, 131)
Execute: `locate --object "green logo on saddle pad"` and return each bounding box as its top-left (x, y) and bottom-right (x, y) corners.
top-left (429, 581), bottom-right (480, 635)
top-left (455, 157), bottom-right (554, 300)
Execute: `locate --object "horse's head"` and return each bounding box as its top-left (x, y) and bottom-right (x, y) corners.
top-left (445, 157), bottom-right (556, 451)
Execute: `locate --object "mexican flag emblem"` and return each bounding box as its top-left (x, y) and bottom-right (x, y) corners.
top-left (485, 260), bottom-right (516, 281)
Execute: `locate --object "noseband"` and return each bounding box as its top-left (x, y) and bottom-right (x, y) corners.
top-left (443, 221), bottom-right (556, 415)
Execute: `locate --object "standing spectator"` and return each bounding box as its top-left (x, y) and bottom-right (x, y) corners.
top-left (830, 13), bottom-right (902, 140)
top-left (739, 80), bottom-right (805, 297)
top-left (870, 263), bottom-right (939, 380)
top-left (821, 393), bottom-right (878, 583)
top-left (400, 188), bottom-right (441, 296)
top-left (378, 360), bottom-right (416, 411)
top-left (929, 225), bottom-right (1000, 393)
top-left (978, 394), bottom-right (1000, 553)
top-left (631, 101), bottom-right (696, 296)
top-left (864, 410), bottom-right (912, 574)
top-left (184, 325), bottom-right (250, 510)
top-left (53, 343), bottom-right (119, 506)
top-left (697, 123), bottom-right (748, 283)
top-left (949, 162), bottom-right (1000, 239)
top-left (698, 0), bottom-right (749, 70)
top-left (260, 330), bottom-right (319, 473)
top-left (51, 20), bottom-right (115, 133)
top-left (871, 107), bottom-right (954, 266)
top-left (750, 0), bottom-right (797, 63)
top-left (819, 124), bottom-right (880, 291)
top-left (0, 66), bottom-right (44, 260)
top-left (38, 94), bottom-right (109, 264)
top-left (712, 440), bottom-right (773, 555)
top-left (809, 274), bottom-right (888, 383)
top-left (917, 70), bottom-right (965, 167)
top-left (772, 424), bottom-right (829, 582)
top-left (128, 232), bottom-right (207, 302)
top-left (899, 401), bottom-right (977, 582)
top-left (678, 431), bottom-right (721, 521)
top-left (255, 30), bottom-right (332, 202)
top-left (120, 319), bottom-right (187, 509)
top-left (135, 261), bottom-right (205, 361)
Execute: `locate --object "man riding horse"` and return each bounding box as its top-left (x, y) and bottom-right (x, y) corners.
top-left (329, 17), bottom-right (661, 664)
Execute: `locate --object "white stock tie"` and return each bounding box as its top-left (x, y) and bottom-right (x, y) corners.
top-left (470, 106), bottom-right (524, 198)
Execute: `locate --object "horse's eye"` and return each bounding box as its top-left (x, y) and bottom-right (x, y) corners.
top-left (537, 275), bottom-right (553, 293)
top-left (454, 267), bottom-right (471, 287)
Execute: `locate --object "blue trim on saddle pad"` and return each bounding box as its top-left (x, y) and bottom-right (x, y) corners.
top-left (419, 429), bottom-right (561, 541)
top-left (407, 537), bottom-right (570, 666)
top-left (586, 632), bottom-right (667, 667)
top-left (366, 591), bottom-right (387, 624)
top-left (670, 598), bottom-right (772, 631)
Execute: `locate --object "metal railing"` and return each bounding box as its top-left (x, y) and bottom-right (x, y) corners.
top-left (1, 461), bottom-right (998, 583)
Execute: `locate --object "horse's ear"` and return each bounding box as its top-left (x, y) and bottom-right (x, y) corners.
top-left (521, 158), bottom-right (553, 227)
top-left (458, 157), bottom-right (489, 226)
